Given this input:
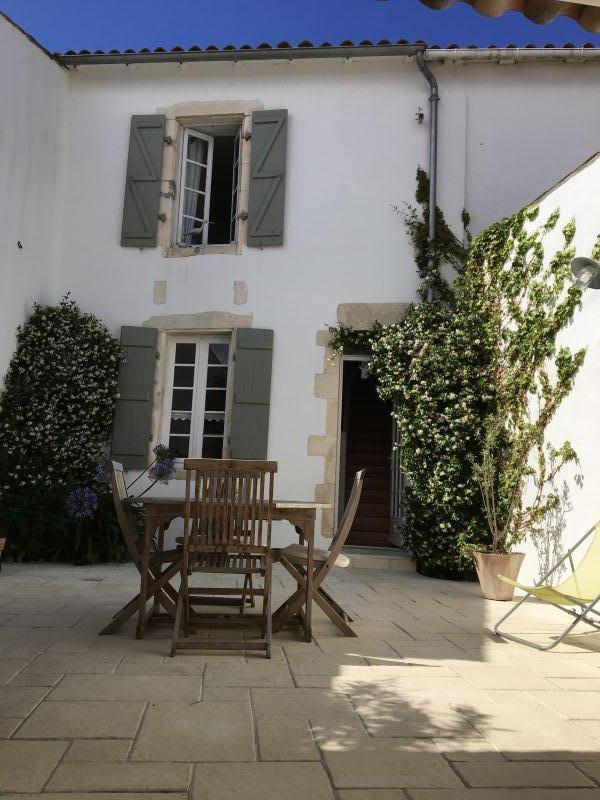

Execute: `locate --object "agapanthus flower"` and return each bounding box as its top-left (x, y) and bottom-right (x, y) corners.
top-left (149, 457), bottom-right (175, 484)
top-left (65, 486), bottom-right (98, 519)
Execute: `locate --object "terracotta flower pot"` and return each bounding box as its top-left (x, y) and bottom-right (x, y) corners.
top-left (474, 551), bottom-right (525, 601)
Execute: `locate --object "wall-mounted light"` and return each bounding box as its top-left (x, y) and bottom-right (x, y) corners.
top-left (571, 257), bottom-right (600, 291)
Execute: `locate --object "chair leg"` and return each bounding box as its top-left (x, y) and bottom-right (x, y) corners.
top-left (169, 580), bottom-right (185, 657)
top-left (313, 586), bottom-right (357, 637)
top-left (263, 559), bottom-right (272, 659)
top-left (494, 594), bottom-right (600, 651)
top-left (319, 585), bottom-right (354, 622)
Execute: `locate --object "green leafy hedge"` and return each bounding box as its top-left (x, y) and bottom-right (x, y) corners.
top-left (0, 297), bottom-right (125, 562)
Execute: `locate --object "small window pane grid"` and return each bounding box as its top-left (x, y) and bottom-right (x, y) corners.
top-left (178, 130), bottom-right (213, 247)
top-left (230, 129), bottom-right (241, 244)
top-left (166, 338), bottom-right (231, 460)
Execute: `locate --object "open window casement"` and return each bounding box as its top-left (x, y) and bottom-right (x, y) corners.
top-left (178, 129), bottom-right (214, 247)
top-left (176, 124), bottom-right (243, 247)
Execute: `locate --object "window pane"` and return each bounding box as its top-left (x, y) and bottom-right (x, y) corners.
top-left (174, 366), bottom-right (194, 387)
top-left (208, 343), bottom-right (229, 365)
top-left (203, 415), bottom-right (225, 435)
top-left (183, 189), bottom-right (206, 222)
top-left (175, 343), bottom-right (196, 364)
top-left (169, 417), bottom-right (191, 435)
top-left (207, 366), bottom-right (228, 388)
top-left (205, 389), bottom-right (226, 412)
top-left (187, 135), bottom-right (208, 165)
top-left (185, 161), bottom-right (207, 193)
top-left (202, 437), bottom-right (224, 458)
top-left (172, 389), bottom-right (193, 411)
top-left (169, 436), bottom-right (190, 458)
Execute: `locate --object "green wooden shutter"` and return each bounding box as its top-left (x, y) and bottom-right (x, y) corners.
top-left (246, 109), bottom-right (288, 247)
top-left (229, 329), bottom-right (274, 459)
top-left (121, 115), bottom-right (166, 247)
top-left (111, 326), bottom-right (158, 469)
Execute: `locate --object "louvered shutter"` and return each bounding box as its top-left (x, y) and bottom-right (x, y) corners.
top-left (229, 329), bottom-right (274, 459)
top-left (121, 115), bottom-right (166, 247)
top-left (246, 110), bottom-right (288, 247)
top-left (111, 326), bottom-right (158, 469)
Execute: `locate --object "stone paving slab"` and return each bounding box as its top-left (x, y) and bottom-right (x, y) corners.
top-left (14, 700), bottom-right (145, 739)
top-left (455, 761), bottom-right (594, 788)
top-left (46, 762), bottom-right (192, 792)
top-left (0, 740), bottom-right (68, 792)
top-left (322, 740), bottom-right (464, 789)
top-left (191, 762), bottom-right (335, 800)
top-left (0, 686), bottom-right (49, 717)
top-left (49, 673), bottom-right (202, 702)
top-left (63, 738), bottom-right (132, 762)
top-left (130, 701), bottom-right (255, 762)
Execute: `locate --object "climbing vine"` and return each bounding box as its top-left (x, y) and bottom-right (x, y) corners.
top-left (329, 169), bottom-right (587, 578)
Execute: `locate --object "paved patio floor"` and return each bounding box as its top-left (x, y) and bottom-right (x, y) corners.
top-left (2, 562), bottom-right (600, 799)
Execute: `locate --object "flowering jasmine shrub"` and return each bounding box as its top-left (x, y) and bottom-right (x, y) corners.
top-left (370, 300), bottom-right (496, 578)
top-left (0, 297), bottom-right (124, 562)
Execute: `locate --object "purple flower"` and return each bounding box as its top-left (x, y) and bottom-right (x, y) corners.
top-left (94, 461), bottom-right (110, 484)
top-left (66, 486), bottom-right (98, 519)
top-left (149, 457), bottom-right (175, 484)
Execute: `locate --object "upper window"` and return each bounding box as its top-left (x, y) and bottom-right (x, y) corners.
top-left (161, 335), bottom-right (232, 459)
top-left (177, 124), bottom-right (241, 247)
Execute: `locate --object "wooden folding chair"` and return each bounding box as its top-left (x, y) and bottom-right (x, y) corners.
top-left (273, 469), bottom-right (365, 637)
top-left (100, 461), bottom-right (182, 635)
top-left (170, 458), bottom-right (277, 658)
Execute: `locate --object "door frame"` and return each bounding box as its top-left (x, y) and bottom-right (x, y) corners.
top-left (335, 354), bottom-right (370, 528)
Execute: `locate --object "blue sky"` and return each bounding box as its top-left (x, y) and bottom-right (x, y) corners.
top-left (3, 0), bottom-right (599, 52)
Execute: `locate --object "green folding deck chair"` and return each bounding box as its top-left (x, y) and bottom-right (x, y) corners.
top-left (494, 522), bottom-right (600, 651)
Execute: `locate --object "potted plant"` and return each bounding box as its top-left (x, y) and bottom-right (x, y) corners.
top-left (467, 419), bottom-right (578, 601)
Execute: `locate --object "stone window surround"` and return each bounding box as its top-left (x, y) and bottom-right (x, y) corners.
top-left (309, 303), bottom-right (410, 538)
top-left (156, 100), bottom-right (264, 259)
top-left (142, 311), bottom-right (253, 471)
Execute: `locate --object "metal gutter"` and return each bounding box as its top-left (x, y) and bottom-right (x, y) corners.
top-left (56, 43), bottom-right (425, 68)
top-left (415, 52), bottom-right (439, 303)
top-left (425, 47), bottom-right (600, 63)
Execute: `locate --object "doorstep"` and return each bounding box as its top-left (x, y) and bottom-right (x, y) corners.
top-left (343, 546), bottom-right (415, 572)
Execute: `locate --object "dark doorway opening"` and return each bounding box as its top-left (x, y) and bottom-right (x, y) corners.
top-left (338, 359), bottom-right (398, 547)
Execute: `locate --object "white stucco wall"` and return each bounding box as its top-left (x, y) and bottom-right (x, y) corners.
top-left (0, 15), bottom-right (67, 377)
top-left (52, 55), bottom-right (600, 550)
top-left (518, 155), bottom-right (600, 584)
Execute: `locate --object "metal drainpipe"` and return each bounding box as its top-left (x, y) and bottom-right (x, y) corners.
top-left (415, 50), bottom-right (439, 302)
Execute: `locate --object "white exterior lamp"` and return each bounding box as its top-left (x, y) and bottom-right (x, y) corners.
top-left (571, 257), bottom-right (600, 291)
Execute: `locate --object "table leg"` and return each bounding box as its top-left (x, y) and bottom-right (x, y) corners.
top-left (136, 515), bottom-right (155, 639)
top-left (304, 518), bottom-right (314, 643)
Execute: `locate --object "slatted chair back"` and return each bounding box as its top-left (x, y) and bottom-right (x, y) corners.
top-left (182, 459), bottom-right (277, 555)
top-left (109, 460), bottom-right (142, 564)
top-left (327, 469), bottom-right (365, 564)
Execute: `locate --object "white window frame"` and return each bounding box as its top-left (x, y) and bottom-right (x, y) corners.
top-left (229, 127), bottom-right (241, 244)
top-left (160, 333), bottom-right (233, 462)
top-left (177, 129), bottom-right (214, 247)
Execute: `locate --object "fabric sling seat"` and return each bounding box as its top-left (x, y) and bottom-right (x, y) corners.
top-left (494, 522), bottom-right (600, 651)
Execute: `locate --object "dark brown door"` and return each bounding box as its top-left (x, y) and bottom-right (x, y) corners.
top-left (339, 360), bottom-right (393, 547)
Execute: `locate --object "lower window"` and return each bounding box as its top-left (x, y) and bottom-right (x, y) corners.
top-left (161, 335), bottom-right (232, 459)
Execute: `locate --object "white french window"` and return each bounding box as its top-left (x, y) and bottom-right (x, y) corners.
top-left (177, 129), bottom-right (214, 246)
top-left (161, 335), bottom-right (232, 459)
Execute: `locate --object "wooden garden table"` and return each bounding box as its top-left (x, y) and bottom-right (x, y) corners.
top-left (129, 496), bottom-right (331, 643)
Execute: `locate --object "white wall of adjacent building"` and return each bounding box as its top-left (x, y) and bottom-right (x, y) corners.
top-left (519, 155), bottom-right (600, 584)
top-left (0, 15), bottom-right (67, 377)
top-left (2, 18), bottom-right (600, 567)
